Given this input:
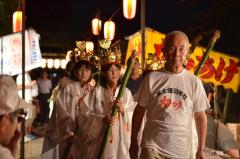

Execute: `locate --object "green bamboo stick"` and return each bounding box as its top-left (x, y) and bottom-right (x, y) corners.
top-left (194, 30), bottom-right (221, 76)
top-left (222, 89), bottom-right (233, 124)
top-left (97, 53), bottom-right (136, 159)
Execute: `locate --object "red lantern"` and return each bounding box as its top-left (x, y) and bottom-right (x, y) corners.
top-left (13, 10), bottom-right (22, 32)
top-left (123, 0), bottom-right (137, 19)
top-left (104, 20), bottom-right (115, 40)
top-left (92, 18), bottom-right (102, 35)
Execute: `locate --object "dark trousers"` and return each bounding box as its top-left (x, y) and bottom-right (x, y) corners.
top-left (37, 93), bottom-right (51, 124)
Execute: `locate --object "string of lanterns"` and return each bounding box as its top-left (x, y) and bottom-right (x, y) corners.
top-left (13, 0), bottom-right (137, 70)
top-left (41, 58), bottom-right (68, 69)
top-left (91, 0), bottom-right (137, 40)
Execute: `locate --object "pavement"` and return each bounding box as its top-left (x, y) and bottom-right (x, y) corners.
top-left (16, 137), bottom-right (43, 159)
top-left (16, 124), bottom-right (46, 159)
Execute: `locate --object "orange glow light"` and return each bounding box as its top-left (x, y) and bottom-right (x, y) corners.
top-left (123, 0), bottom-right (137, 19)
top-left (104, 20), bottom-right (115, 40)
top-left (13, 10), bottom-right (22, 32)
top-left (92, 18), bottom-right (102, 35)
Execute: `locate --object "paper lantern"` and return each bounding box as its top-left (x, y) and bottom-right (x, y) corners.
top-left (104, 20), bottom-right (115, 40)
top-left (41, 59), bottom-right (47, 68)
top-left (13, 10), bottom-right (22, 32)
top-left (123, 0), bottom-right (137, 19)
top-left (61, 59), bottom-right (67, 69)
top-left (54, 59), bottom-right (61, 69)
top-left (92, 18), bottom-right (102, 35)
top-left (47, 59), bottom-right (54, 69)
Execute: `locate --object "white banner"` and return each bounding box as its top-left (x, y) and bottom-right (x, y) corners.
top-left (0, 28), bottom-right (42, 76)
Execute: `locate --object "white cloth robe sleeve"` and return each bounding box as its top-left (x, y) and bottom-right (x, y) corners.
top-left (42, 82), bottom-right (93, 159)
top-left (85, 86), bottom-right (134, 159)
top-left (42, 83), bottom-right (73, 158)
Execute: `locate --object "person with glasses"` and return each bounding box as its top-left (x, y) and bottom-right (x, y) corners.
top-left (130, 31), bottom-right (209, 159)
top-left (0, 75), bottom-right (29, 159)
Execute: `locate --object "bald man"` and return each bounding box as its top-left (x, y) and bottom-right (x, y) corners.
top-left (130, 31), bottom-right (209, 159)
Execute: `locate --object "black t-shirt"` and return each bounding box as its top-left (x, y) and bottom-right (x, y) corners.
top-left (126, 76), bottom-right (142, 96)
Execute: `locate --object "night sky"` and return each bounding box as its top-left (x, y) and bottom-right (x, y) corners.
top-left (26, 0), bottom-right (240, 57)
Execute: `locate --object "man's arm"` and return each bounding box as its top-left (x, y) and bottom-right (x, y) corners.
top-left (17, 80), bottom-right (36, 90)
top-left (194, 111), bottom-right (207, 159)
top-left (129, 104), bottom-right (146, 159)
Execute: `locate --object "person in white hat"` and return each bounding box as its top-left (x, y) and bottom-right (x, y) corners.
top-left (0, 75), bottom-right (30, 159)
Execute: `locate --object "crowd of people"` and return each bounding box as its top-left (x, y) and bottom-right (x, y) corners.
top-left (0, 30), bottom-right (239, 159)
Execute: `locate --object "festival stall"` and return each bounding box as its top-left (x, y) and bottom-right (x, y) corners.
top-left (0, 28), bottom-right (42, 75)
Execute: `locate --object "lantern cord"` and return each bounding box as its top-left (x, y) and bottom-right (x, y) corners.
top-left (18, 0), bottom-right (21, 10)
top-left (110, 8), bottom-right (120, 20)
top-left (95, 10), bottom-right (101, 18)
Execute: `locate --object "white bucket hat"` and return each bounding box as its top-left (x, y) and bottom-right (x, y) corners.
top-left (0, 75), bottom-right (31, 115)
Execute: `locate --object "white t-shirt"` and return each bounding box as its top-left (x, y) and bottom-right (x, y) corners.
top-left (134, 68), bottom-right (210, 159)
top-left (0, 144), bottom-right (14, 159)
top-left (16, 73), bottom-right (32, 103)
top-left (37, 78), bottom-right (52, 94)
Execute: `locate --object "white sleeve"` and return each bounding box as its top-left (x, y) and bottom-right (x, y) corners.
top-left (193, 78), bottom-right (210, 112)
top-left (133, 74), bottom-right (151, 108)
top-left (123, 88), bottom-right (136, 112)
top-left (16, 74), bottom-right (22, 84)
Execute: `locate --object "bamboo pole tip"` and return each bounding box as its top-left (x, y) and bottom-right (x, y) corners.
top-left (213, 30), bottom-right (221, 40)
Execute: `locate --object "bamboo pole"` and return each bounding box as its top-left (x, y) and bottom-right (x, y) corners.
top-left (194, 30), bottom-right (221, 76)
top-left (222, 89), bottom-right (233, 124)
top-left (97, 53), bottom-right (136, 159)
top-left (141, 0), bottom-right (145, 70)
top-left (213, 86), bottom-right (224, 120)
top-left (213, 85), bottom-right (218, 119)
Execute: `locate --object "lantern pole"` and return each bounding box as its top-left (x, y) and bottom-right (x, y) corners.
top-left (20, 0), bottom-right (26, 158)
top-left (222, 89), bottom-right (233, 124)
top-left (141, 0), bottom-right (145, 69)
top-left (0, 37), bottom-right (3, 74)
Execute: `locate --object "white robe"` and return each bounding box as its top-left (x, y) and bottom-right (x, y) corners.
top-left (42, 81), bottom-right (94, 159)
top-left (86, 86), bottom-right (135, 159)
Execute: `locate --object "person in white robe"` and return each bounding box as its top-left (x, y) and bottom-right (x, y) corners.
top-left (42, 60), bottom-right (96, 159)
top-left (86, 63), bottom-right (135, 159)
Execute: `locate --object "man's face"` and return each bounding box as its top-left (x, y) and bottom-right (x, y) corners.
top-left (131, 60), bottom-right (140, 75)
top-left (0, 113), bottom-right (19, 146)
top-left (164, 34), bottom-right (189, 68)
